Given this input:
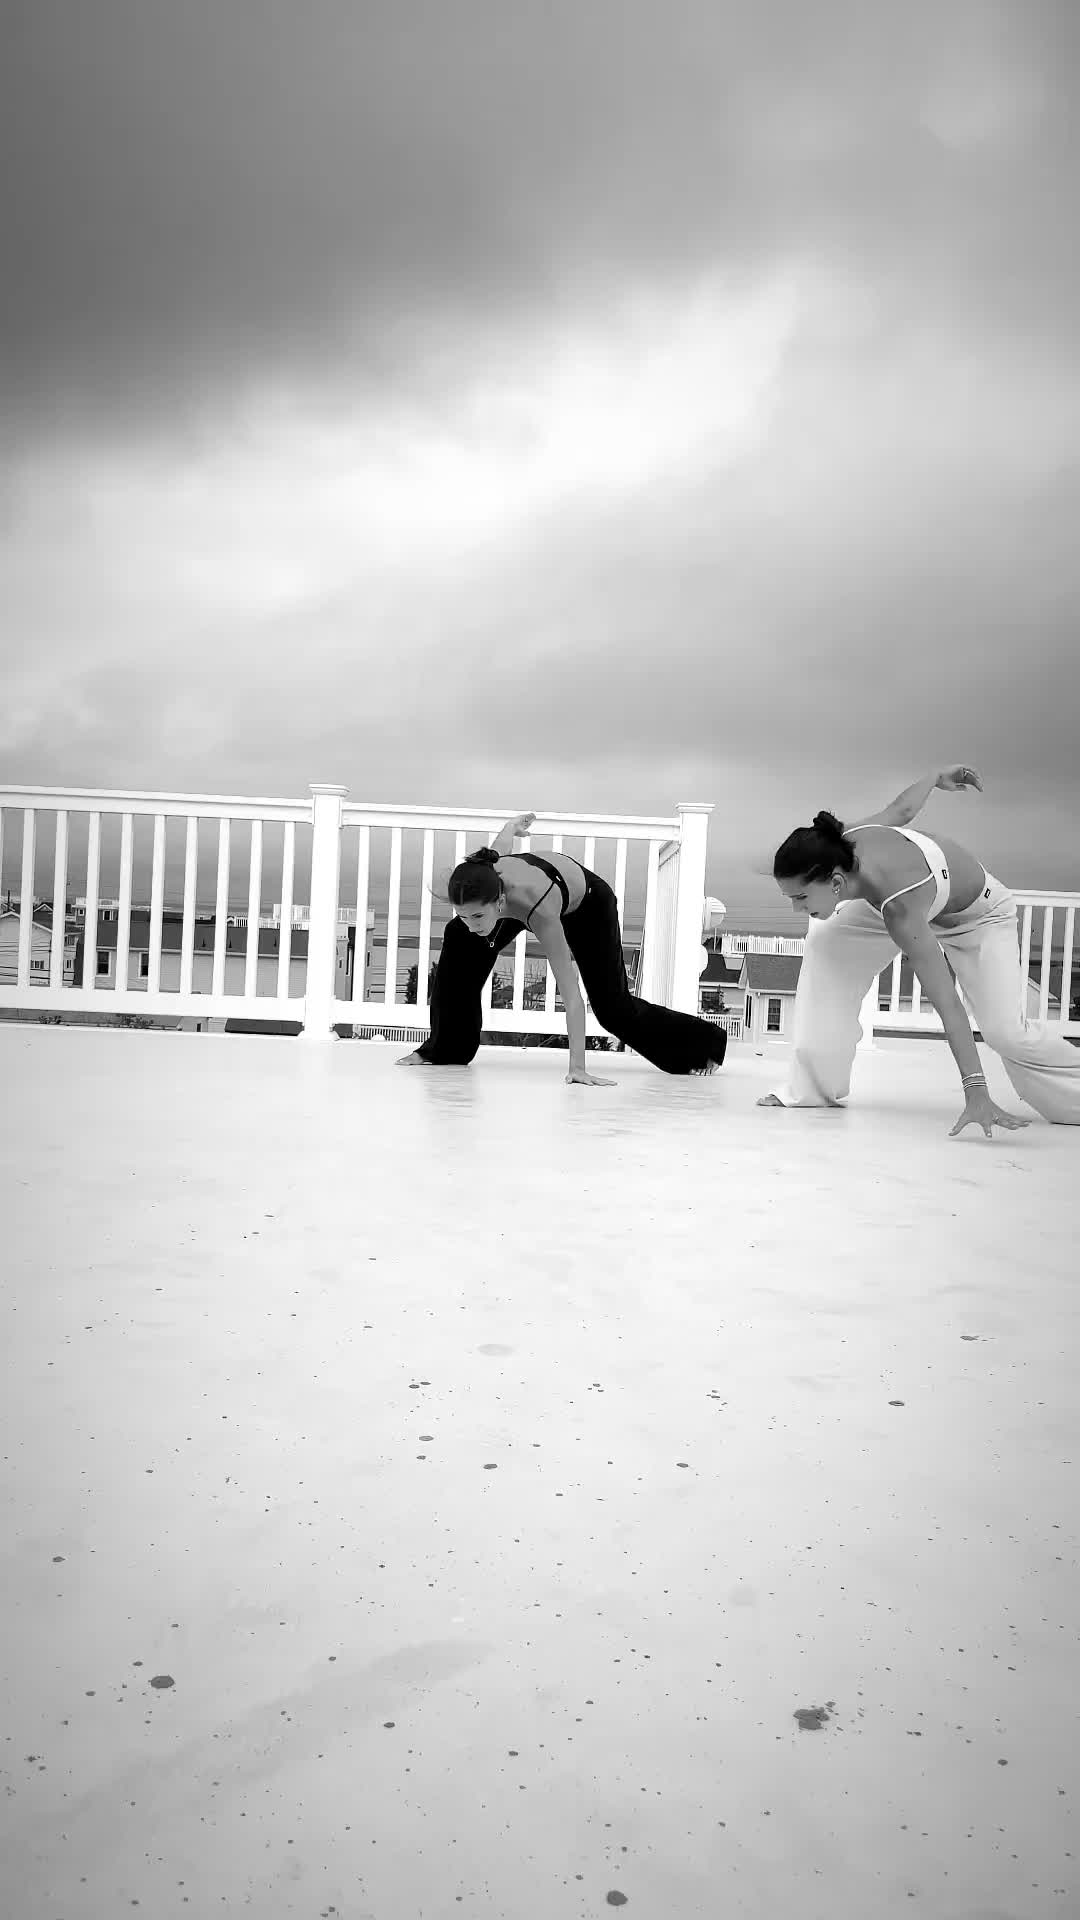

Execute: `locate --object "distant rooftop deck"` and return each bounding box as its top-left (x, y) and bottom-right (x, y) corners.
top-left (2, 1026), bottom-right (1077, 1919)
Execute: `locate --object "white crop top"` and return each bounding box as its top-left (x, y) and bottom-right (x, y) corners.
top-left (847, 824), bottom-right (951, 921)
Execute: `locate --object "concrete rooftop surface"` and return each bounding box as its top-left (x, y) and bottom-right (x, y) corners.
top-left (1, 1025), bottom-right (1077, 1920)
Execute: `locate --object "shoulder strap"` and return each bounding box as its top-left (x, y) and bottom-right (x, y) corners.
top-left (879, 875), bottom-right (934, 912)
top-left (524, 879), bottom-right (558, 928)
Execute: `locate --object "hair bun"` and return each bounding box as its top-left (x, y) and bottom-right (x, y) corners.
top-left (812, 810), bottom-right (846, 840)
top-left (466, 846), bottom-right (500, 868)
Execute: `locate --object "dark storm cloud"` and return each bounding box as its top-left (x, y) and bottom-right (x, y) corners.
top-left (3, 0), bottom-right (1079, 438)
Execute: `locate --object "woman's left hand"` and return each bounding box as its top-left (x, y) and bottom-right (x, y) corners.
top-left (936, 765), bottom-right (983, 793)
top-left (566, 1067), bottom-right (616, 1087)
top-left (510, 812), bottom-right (537, 836)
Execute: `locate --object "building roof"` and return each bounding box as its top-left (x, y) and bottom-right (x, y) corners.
top-left (701, 953), bottom-right (743, 987)
top-left (84, 916), bottom-right (311, 959)
top-left (1, 908), bottom-right (55, 932)
top-left (742, 954), bottom-right (803, 994)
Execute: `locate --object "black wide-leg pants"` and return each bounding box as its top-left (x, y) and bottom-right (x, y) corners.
top-left (416, 872), bottom-right (727, 1074)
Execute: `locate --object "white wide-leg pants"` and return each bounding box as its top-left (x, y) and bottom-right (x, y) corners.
top-left (771, 874), bottom-right (1080, 1123)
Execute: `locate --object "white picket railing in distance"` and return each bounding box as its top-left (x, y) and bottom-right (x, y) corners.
top-left (0, 787), bottom-right (312, 1023)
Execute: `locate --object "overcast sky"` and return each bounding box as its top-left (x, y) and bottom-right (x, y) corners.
top-left (2, 0), bottom-right (1078, 916)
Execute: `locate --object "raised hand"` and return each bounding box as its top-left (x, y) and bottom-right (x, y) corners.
top-left (936, 766), bottom-right (983, 793)
top-left (510, 812), bottom-right (537, 836)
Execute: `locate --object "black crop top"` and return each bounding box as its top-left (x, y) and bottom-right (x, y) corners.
top-left (515, 852), bottom-right (581, 924)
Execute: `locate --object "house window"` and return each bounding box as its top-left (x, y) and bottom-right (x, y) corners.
top-left (139, 953), bottom-right (150, 979)
top-left (766, 996), bottom-right (783, 1033)
top-left (97, 952), bottom-right (111, 976)
top-left (31, 958), bottom-right (47, 972)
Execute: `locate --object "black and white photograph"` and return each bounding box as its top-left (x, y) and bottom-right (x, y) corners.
top-left (2, 4), bottom-right (1077, 1915)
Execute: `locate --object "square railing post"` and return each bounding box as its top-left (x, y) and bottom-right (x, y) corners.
top-left (671, 803), bottom-right (714, 1013)
top-left (300, 784), bottom-right (347, 1041)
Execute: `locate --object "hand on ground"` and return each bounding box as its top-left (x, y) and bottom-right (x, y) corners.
top-left (950, 1088), bottom-right (1030, 1138)
top-left (565, 1068), bottom-right (616, 1087)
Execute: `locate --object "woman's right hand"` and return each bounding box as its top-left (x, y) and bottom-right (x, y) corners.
top-left (566, 1066), bottom-right (616, 1087)
top-left (950, 1086), bottom-right (1030, 1137)
top-left (510, 811), bottom-right (537, 836)
top-left (936, 765), bottom-right (983, 793)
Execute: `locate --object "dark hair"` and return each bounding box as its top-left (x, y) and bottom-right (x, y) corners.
top-left (773, 810), bottom-right (856, 883)
top-left (447, 845), bottom-right (502, 907)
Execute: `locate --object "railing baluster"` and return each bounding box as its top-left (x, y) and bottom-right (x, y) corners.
top-left (83, 813), bottom-right (101, 988)
top-left (1038, 906), bottom-right (1054, 1022)
top-left (351, 827), bottom-right (370, 1005)
top-left (638, 839), bottom-right (661, 1000)
top-left (613, 837), bottom-right (628, 923)
top-left (889, 955), bottom-right (902, 1014)
top-left (911, 973), bottom-right (922, 1016)
top-left (417, 829), bottom-right (434, 1013)
top-left (116, 813), bottom-right (134, 994)
top-left (213, 819), bottom-right (230, 997)
top-left (277, 821), bottom-right (295, 1001)
top-left (1061, 907), bottom-right (1076, 1027)
top-left (51, 810), bottom-right (68, 987)
top-left (512, 915), bottom-right (527, 1011)
top-left (1018, 903), bottom-right (1032, 1011)
top-left (545, 834), bottom-right (565, 1010)
top-left (480, 824), bottom-right (497, 1018)
top-left (17, 809), bottom-right (36, 988)
top-left (384, 827), bottom-right (402, 1006)
top-left (180, 817), bottom-right (198, 996)
top-left (147, 813), bottom-right (166, 993)
top-left (244, 819), bottom-right (262, 998)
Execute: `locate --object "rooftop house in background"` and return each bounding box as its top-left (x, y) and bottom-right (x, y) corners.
top-left (0, 907), bottom-right (79, 989)
top-left (739, 952), bottom-right (804, 1043)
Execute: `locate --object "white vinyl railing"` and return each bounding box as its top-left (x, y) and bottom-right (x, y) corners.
top-left (0, 784), bottom-right (713, 1042)
top-left (871, 891), bottom-right (1080, 1040)
top-left (0, 786), bottom-right (312, 1023)
top-left (333, 795), bottom-right (711, 1037)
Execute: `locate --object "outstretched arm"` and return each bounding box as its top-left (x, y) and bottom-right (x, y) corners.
top-left (856, 766), bottom-right (983, 829)
top-left (883, 898), bottom-right (1027, 1137)
top-left (530, 908), bottom-right (615, 1086)
top-left (490, 811), bottom-right (537, 856)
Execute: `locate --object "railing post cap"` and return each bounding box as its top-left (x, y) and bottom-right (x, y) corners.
top-left (675, 801), bottom-right (715, 815)
top-left (309, 784), bottom-right (349, 797)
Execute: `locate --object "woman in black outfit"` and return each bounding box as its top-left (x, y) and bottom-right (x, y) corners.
top-left (397, 813), bottom-right (728, 1086)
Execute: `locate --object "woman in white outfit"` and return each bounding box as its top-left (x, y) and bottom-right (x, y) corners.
top-left (760, 766), bottom-right (1080, 1137)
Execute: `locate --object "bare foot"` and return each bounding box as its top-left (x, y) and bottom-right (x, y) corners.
top-left (757, 1093), bottom-right (784, 1107)
top-left (396, 1049), bottom-right (433, 1067)
top-left (690, 1061), bottom-right (721, 1077)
